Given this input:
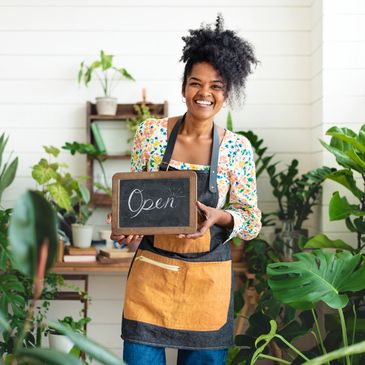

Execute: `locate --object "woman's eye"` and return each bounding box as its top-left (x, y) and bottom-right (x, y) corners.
top-left (212, 84), bottom-right (224, 90)
top-left (190, 82), bottom-right (200, 86)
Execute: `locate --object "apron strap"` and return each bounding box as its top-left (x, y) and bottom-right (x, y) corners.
top-left (160, 113), bottom-right (219, 194)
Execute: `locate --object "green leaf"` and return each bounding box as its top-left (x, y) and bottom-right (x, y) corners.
top-left (329, 192), bottom-right (365, 221)
top-left (9, 190), bottom-right (58, 278)
top-left (46, 183), bottom-right (72, 211)
top-left (17, 348), bottom-right (83, 365)
top-left (320, 140), bottom-right (362, 172)
top-left (305, 234), bottom-right (354, 251)
top-left (77, 182), bottom-right (90, 204)
top-left (43, 145), bottom-right (60, 157)
top-left (267, 250), bottom-right (365, 309)
top-left (117, 67), bottom-right (135, 81)
top-left (326, 169), bottom-right (363, 199)
top-left (250, 320), bottom-right (277, 364)
top-left (49, 322), bottom-right (125, 365)
top-left (302, 339), bottom-right (365, 365)
top-left (226, 111), bottom-right (233, 131)
top-left (32, 159), bottom-right (58, 185)
top-left (0, 309), bottom-right (10, 331)
top-left (326, 126), bottom-right (365, 153)
top-left (346, 147), bottom-right (365, 172)
top-left (0, 157), bottom-right (18, 202)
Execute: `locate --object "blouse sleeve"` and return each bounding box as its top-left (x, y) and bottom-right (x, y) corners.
top-left (130, 121), bottom-right (148, 172)
top-left (225, 135), bottom-right (262, 241)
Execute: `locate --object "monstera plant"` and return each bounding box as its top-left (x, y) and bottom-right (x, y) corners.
top-left (238, 250), bottom-right (365, 365)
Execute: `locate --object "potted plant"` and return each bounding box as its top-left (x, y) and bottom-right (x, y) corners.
top-left (3, 190), bottom-right (126, 365)
top-left (48, 315), bottom-right (91, 355)
top-left (69, 181), bottom-right (93, 248)
top-left (31, 145), bottom-right (94, 247)
top-left (78, 50), bottom-right (135, 116)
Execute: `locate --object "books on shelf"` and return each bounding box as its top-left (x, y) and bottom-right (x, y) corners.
top-left (99, 248), bottom-right (135, 259)
top-left (65, 246), bottom-right (97, 256)
top-left (63, 255), bottom-right (96, 263)
top-left (91, 122), bottom-right (106, 153)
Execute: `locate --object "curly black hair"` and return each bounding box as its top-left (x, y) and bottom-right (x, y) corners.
top-left (180, 14), bottom-right (258, 105)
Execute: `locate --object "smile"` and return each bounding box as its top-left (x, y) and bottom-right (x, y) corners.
top-left (195, 100), bottom-right (214, 106)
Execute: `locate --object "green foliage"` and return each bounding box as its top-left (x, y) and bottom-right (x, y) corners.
top-left (0, 133), bottom-right (18, 204)
top-left (268, 250), bottom-right (365, 310)
top-left (0, 191), bottom-right (125, 364)
top-left (32, 146), bottom-right (93, 223)
top-left (78, 50), bottom-right (134, 97)
top-left (62, 141), bottom-right (111, 198)
top-left (267, 163), bottom-right (333, 229)
top-left (126, 104), bottom-right (156, 143)
top-left (310, 124), bottom-right (365, 251)
top-left (236, 129), bottom-right (276, 179)
top-left (9, 190), bottom-right (58, 278)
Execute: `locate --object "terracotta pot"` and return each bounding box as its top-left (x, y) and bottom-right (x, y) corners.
top-left (230, 240), bottom-right (245, 262)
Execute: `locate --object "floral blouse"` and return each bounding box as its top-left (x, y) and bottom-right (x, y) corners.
top-left (130, 118), bottom-right (262, 241)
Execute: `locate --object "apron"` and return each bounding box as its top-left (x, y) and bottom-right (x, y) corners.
top-left (121, 115), bottom-right (234, 350)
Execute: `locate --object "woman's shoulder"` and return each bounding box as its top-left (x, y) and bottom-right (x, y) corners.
top-left (222, 129), bottom-right (253, 152)
top-left (137, 117), bottom-right (168, 138)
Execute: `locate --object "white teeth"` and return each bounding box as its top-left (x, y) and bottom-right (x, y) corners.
top-left (196, 100), bottom-right (212, 105)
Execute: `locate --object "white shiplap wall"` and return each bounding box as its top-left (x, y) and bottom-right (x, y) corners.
top-left (311, 0), bottom-right (365, 248)
top-left (0, 0), bottom-right (314, 362)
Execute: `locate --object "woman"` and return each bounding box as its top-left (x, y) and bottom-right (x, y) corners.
top-left (111, 15), bottom-right (261, 365)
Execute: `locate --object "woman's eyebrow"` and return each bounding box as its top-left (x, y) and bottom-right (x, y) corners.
top-left (189, 76), bottom-right (224, 83)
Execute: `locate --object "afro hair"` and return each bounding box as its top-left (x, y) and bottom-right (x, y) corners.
top-left (180, 14), bottom-right (258, 105)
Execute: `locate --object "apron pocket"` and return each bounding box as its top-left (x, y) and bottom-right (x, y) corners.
top-left (154, 230), bottom-right (211, 253)
top-left (124, 249), bottom-right (231, 332)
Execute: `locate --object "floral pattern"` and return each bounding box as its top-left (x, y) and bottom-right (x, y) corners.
top-left (130, 118), bottom-right (262, 241)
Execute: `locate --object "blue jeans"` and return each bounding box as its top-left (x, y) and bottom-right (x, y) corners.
top-left (123, 340), bottom-right (228, 365)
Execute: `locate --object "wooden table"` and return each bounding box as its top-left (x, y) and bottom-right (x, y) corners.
top-left (52, 260), bottom-right (247, 274)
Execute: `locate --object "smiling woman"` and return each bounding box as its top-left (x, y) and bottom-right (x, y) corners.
top-left (109, 14), bottom-right (262, 365)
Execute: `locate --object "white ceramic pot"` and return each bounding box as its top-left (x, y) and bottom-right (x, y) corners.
top-left (96, 96), bottom-right (117, 115)
top-left (49, 333), bottom-right (74, 353)
top-left (71, 224), bottom-right (93, 248)
top-left (99, 229), bottom-right (114, 248)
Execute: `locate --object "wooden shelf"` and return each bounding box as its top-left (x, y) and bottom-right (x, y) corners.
top-left (92, 193), bottom-right (111, 206)
top-left (52, 260), bottom-right (247, 274)
top-left (86, 100), bottom-right (168, 207)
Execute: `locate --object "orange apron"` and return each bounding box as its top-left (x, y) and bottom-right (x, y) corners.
top-left (122, 115), bottom-right (234, 349)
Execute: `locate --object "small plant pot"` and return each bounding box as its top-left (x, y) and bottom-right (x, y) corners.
top-left (49, 333), bottom-right (74, 353)
top-left (71, 224), bottom-right (93, 248)
top-left (230, 240), bottom-right (245, 263)
top-left (99, 229), bottom-right (113, 248)
top-left (96, 96), bottom-right (117, 115)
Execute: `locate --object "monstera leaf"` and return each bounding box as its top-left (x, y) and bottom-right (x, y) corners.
top-left (267, 250), bottom-right (365, 309)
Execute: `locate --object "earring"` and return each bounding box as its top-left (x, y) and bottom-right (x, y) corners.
top-left (182, 97), bottom-right (186, 103)
top-left (222, 101), bottom-right (227, 108)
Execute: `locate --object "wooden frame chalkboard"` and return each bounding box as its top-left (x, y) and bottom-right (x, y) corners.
top-left (111, 171), bottom-right (197, 235)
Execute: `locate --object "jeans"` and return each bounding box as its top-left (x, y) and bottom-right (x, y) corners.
top-left (123, 340), bottom-right (228, 365)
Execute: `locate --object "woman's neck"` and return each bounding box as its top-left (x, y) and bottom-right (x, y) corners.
top-left (181, 114), bottom-right (214, 138)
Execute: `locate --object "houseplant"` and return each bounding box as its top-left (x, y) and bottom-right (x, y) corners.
top-left (78, 50), bottom-right (135, 115)
top-left (31, 145), bottom-right (94, 247)
top-left (2, 190), bottom-right (126, 365)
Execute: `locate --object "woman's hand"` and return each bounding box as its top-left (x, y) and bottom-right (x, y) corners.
top-left (178, 201), bottom-right (233, 239)
top-left (106, 213), bottom-right (143, 251)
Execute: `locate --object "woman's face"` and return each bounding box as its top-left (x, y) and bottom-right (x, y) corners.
top-left (182, 62), bottom-right (226, 121)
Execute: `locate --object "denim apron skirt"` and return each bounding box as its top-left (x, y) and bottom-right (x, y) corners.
top-left (121, 115), bottom-right (234, 349)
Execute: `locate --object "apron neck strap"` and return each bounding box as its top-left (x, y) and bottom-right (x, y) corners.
top-left (160, 114), bottom-right (219, 194)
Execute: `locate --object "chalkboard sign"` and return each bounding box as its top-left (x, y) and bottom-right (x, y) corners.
top-left (111, 171), bottom-right (197, 235)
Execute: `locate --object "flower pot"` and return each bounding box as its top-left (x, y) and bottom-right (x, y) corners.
top-left (230, 240), bottom-right (245, 263)
top-left (99, 229), bottom-right (114, 248)
top-left (96, 96), bottom-right (117, 115)
top-left (48, 333), bottom-right (74, 353)
top-left (71, 224), bottom-right (93, 248)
